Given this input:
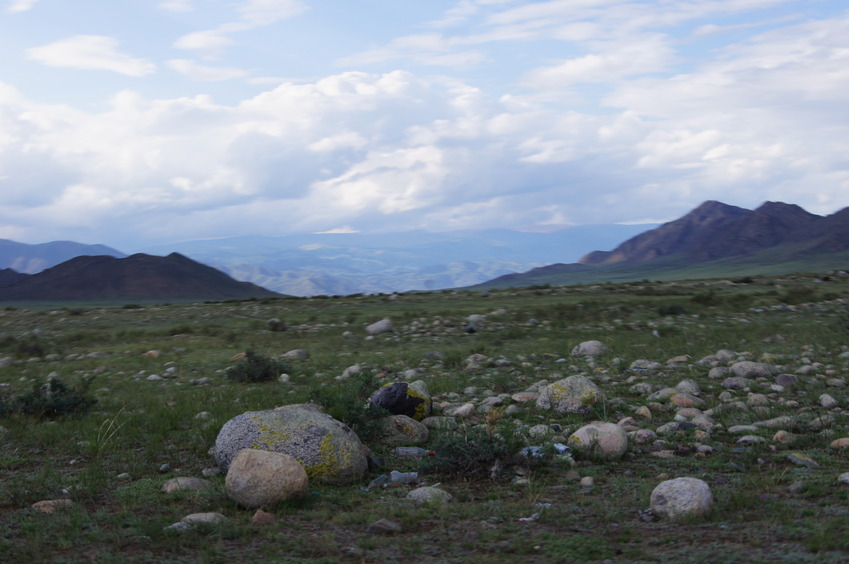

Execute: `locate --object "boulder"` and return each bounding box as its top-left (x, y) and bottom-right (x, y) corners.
top-left (567, 422), bottom-right (628, 461)
top-left (571, 340), bottom-right (608, 356)
top-left (377, 414), bottom-right (429, 445)
top-left (225, 449), bottom-right (309, 508)
top-left (731, 361), bottom-right (773, 379)
top-left (536, 375), bottom-right (604, 414)
top-left (369, 381), bottom-right (432, 421)
top-left (214, 405), bottom-right (367, 485)
top-left (650, 477), bottom-right (713, 520)
top-left (366, 318), bottom-right (394, 335)
top-left (407, 487), bottom-right (454, 504)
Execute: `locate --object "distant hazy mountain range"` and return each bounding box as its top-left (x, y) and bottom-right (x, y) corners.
top-left (135, 225), bottom-right (657, 296)
top-left (475, 201), bottom-right (849, 289)
top-left (0, 239), bottom-right (125, 273)
top-left (0, 252), bottom-right (282, 302)
top-left (3, 200), bottom-right (844, 301)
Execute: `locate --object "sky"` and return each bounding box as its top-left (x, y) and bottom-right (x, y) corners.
top-left (1, 0), bottom-right (847, 251)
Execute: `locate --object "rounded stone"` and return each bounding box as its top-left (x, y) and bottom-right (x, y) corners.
top-left (571, 340), bottom-right (608, 357)
top-left (378, 414), bottom-right (429, 445)
top-left (567, 422), bottom-right (628, 461)
top-left (650, 477), bottom-right (713, 520)
top-left (407, 486), bottom-right (454, 504)
top-left (214, 405), bottom-right (367, 485)
top-left (536, 375), bottom-right (604, 414)
top-left (225, 449), bottom-right (309, 508)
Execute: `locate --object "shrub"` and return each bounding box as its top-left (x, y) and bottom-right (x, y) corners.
top-left (779, 286), bottom-right (816, 305)
top-left (308, 370), bottom-right (388, 442)
top-left (657, 304), bottom-right (687, 316)
top-left (226, 350), bottom-right (290, 383)
top-left (422, 425), bottom-right (514, 478)
top-left (2, 375), bottom-right (97, 419)
top-left (267, 318), bottom-right (287, 332)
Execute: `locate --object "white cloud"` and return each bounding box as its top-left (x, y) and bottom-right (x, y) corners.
top-left (235, 0), bottom-right (308, 28)
top-left (173, 30), bottom-right (236, 57)
top-left (174, 0), bottom-right (308, 57)
top-left (159, 0), bottom-right (193, 12)
top-left (26, 36), bottom-right (156, 77)
top-left (5, 0), bottom-right (38, 14)
top-left (167, 59), bottom-right (249, 81)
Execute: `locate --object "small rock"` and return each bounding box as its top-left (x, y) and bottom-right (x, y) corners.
top-left (366, 518), bottom-right (402, 534)
top-left (838, 473), bottom-right (849, 485)
top-left (31, 499), bottom-right (74, 513)
top-left (787, 452), bottom-right (819, 468)
top-left (579, 476), bottom-right (595, 487)
top-left (820, 394), bottom-right (839, 409)
top-left (787, 481), bottom-right (806, 494)
top-left (407, 486), bottom-right (454, 504)
top-left (161, 477), bottom-right (213, 493)
top-left (182, 512), bottom-right (227, 525)
top-left (830, 438), bottom-right (849, 449)
top-left (251, 509), bottom-right (276, 526)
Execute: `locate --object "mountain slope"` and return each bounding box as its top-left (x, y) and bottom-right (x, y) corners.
top-left (0, 253), bottom-right (283, 302)
top-left (0, 239), bottom-right (125, 274)
top-left (475, 201), bottom-right (849, 289)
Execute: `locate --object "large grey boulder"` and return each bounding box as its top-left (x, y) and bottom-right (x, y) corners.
top-left (567, 422), bottom-right (629, 461)
top-left (214, 404), bottom-right (367, 485)
top-left (650, 477), bottom-right (713, 520)
top-left (225, 449), bottom-right (308, 508)
top-left (536, 375), bottom-right (604, 414)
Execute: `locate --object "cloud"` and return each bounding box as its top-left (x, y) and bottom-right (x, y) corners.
top-left (167, 59), bottom-right (249, 81)
top-left (174, 0), bottom-right (308, 57)
top-left (26, 36), bottom-right (156, 76)
top-left (3, 6), bottom-right (849, 248)
top-left (5, 0), bottom-right (38, 13)
top-left (159, 0), bottom-right (193, 12)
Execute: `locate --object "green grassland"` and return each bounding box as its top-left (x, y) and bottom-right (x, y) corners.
top-left (1, 271), bottom-right (849, 563)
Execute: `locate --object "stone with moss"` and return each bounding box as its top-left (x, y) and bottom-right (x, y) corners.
top-left (214, 404), bottom-right (368, 485)
top-left (369, 380), bottom-right (432, 421)
top-left (536, 375), bottom-right (604, 414)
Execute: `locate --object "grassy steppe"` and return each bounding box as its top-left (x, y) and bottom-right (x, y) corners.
top-left (1, 272), bottom-right (849, 563)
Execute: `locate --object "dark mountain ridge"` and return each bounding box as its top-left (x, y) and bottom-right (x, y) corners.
top-left (476, 200), bottom-right (849, 289)
top-left (0, 252), bottom-right (283, 302)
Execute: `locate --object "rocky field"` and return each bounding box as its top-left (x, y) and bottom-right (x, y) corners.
top-left (1, 273), bottom-right (849, 563)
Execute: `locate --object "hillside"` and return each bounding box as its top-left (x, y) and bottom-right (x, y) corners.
top-left (474, 201), bottom-right (849, 289)
top-left (0, 253), bottom-right (283, 302)
top-left (0, 239), bottom-right (125, 274)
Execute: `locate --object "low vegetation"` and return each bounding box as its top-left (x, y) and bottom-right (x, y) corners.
top-left (1, 271), bottom-right (849, 562)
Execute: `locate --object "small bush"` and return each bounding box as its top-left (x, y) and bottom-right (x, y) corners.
top-left (779, 286), bottom-right (816, 305)
top-left (657, 304), bottom-right (687, 316)
top-left (267, 318), bottom-right (287, 332)
top-left (226, 350), bottom-right (290, 383)
top-left (422, 425), bottom-right (514, 478)
top-left (309, 370), bottom-right (388, 442)
top-left (2, 375), bottom-right (97, 419)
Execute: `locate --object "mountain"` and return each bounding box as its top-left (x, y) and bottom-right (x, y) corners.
top-left (136, 224), bottom-right (658, 296)
top-left (580, 200), bottom-right (821, 265)
top-left (0, 239), bottom-right (125, 273)
top-left (0, 253), bottom-right (283, 302)
top-left (0, 268), bottom-right (29, 287)
top-left (475, 201), bottom-right (849, 289)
